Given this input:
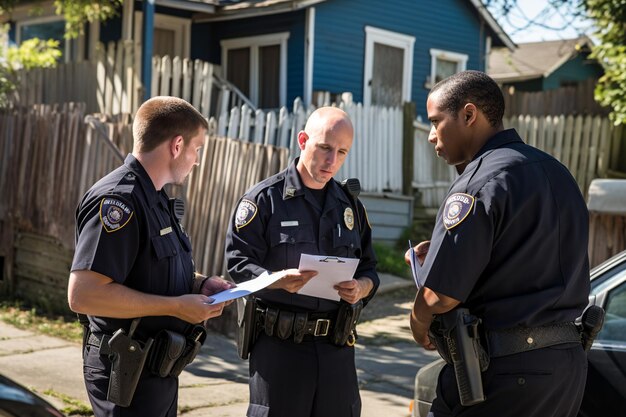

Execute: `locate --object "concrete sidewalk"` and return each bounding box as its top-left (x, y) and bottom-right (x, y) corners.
top-left (0, 273), bottom-right (436, 417)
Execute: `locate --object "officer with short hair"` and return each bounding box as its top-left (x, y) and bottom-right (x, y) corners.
top-left (408, 70), bottom-right (590, 417)
top-left (225, 106), bottom-right (379, 417)
top-left (68, 96), bottom-right (233, 417)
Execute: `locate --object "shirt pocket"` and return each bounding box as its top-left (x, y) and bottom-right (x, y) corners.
top-left (332, 229), bottom-right (361, 258)
top-left (150, 234), bottom-right (178, 294)
top-left (269, 224), bottom-right (316, 267)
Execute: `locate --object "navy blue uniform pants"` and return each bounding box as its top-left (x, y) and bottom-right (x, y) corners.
top-left (247, 333), bottom-right (361, 417)
top-left (83, 344), bottom-right (178, 417)
top-left (431, 344), bottom-right (587, 417)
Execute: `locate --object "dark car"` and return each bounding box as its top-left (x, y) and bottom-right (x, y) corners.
top-left (412, 249), bottom-right (626, 417)
top-left (0, 374), bottom-right (66, 417)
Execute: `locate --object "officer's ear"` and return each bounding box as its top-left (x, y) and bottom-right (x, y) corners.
top-left (170, 135), bottom-right (185, 157)
top-left (297, 131), bottom-right (309, 150)
top-left (462, 103), bottom-right (477, 126)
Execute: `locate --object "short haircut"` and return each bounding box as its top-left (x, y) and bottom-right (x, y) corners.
top-left (429, 70), bottom-right (504, 127)
top-left (133, 96), bottom-right (209, 153)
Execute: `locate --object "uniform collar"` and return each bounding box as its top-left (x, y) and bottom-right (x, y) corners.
top-left (472, 128), bottom-right (524, 161)
top-left (282, 157), bottom-right (351, 207)
top-left (124, 154), bottom-right (162, 207)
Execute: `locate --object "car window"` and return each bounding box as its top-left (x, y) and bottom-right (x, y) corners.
top-left (596, 280), bottom-right (626, 345)
top-left (591, 263), bottom-right (626, 296)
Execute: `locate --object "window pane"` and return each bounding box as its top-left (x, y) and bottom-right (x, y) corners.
top-left (259, 44), bottom-right (280, 109)
top-left (596, 282), bottom-right (626, 344)
top-left (154, 28), bottom-right (176, 58)
top-left (372, 42), bottom-right (403, 107)
top-left (20, 20), bottom-right (65, 57)
top-left (227, 48), bottom-right (250, 97)
top-left (435, 58), bottom-right (458, 83)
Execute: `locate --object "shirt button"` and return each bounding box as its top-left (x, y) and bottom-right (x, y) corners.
top-left (172, 249), bottom-right (177, 255)
top-left (526, 337), bottom-right (534, 344)
top-left (289, 238), bottom-right (295, 243)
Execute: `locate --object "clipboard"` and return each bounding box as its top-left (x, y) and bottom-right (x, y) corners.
top-left (297, 254), bottom-right (359, 301)
top-left (408, 240), bottom-right (422, 289)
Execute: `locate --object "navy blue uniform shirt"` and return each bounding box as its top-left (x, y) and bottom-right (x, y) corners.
top-left (225, 158), bottom-right (379, 312)
top-left (72, 154), bottom-right (195, 338)
top-left (421, 129), bottom-right (590, 330)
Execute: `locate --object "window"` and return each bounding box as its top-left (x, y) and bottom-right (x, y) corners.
top-left (428, 49), bottom-right (468, 88)
top-left (363, 26), bottom-right (414, 106)
top-left (16, 15), bottom-right (67, 60)
top-left (134, 13), bottom-right (191, 59)
top-left (221, 33), bottom-right (290, 109)
top-left (596, 280), bottom-right (626, 345)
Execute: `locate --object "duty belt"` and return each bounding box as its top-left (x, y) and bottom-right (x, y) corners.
top-left (487, 322), bottom-right (581, 358)
top-left (256, 307), bottom-right (336, 342)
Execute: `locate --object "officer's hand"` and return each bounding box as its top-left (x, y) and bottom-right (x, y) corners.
top-left (175, 294), bottom-right (226, 323)
top-left (267, 269), bottom-right (317, 293)
top-left (404, 240), bottom-right (430, 266)
top-left (335, 277), bottom-right (373, 304)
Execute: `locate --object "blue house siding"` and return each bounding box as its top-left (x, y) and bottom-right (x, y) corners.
top-left (194, 11), bottom-right (306, 104)
top-left (314, 0), bottom-right (488, 119)
top-left (543, 55), bottom-right (604, 90)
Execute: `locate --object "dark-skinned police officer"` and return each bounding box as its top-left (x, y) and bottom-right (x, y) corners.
top-left (225, 107), bottom-right (379, 417)
top-left (68, 96), bottom-right (233, 417)
top-left (408, 71), bottom-right (589, 417)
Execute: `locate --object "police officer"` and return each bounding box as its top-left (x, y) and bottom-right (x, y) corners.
top-left (68, 96), bottom-right (233, 417)
top-left (225, 107), bottom-right (379, 417)
top-left (408, 70), bottom-right (589, 417)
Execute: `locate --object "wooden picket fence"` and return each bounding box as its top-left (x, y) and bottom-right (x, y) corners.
top-left (0, 105), bottom-right (288, 285)
top-left (505, 114), bottom-right (624, 196)
top-left (218, 99), bottom-right (404, 194)
top-left (412, 114), bottom-right (625, 208)
top-left (11, 40), bottom-right (250, 119)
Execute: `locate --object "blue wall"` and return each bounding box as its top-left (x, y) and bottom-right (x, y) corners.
top-left (543, 53), bottom-right (603, 90)
top-left (314, 0), bottom-right (488, 119)
top-left (193, 10), bottom-right (306, 104)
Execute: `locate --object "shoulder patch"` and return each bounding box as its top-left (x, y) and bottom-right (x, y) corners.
top-left (443, 193), bottom-right (474, 230)
top-left (100, 197), bottom-right (134, 233)
top-left (235, 199), bottom-right (258, 231)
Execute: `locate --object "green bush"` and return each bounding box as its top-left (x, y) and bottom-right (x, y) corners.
top-left (373, 242), bottom-right (411, 279)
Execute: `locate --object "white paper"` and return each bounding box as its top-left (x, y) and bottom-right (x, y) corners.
top-left (297, 254), bottom-right (360, 301)
top-left (206, 270), bottom-right (288, 305)
top-left (408, 240), bottom-right (422, 289)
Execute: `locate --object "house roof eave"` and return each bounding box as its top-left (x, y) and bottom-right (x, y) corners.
top-left (194, 0), bottom-right (327, 23)
top-left (155, 0), bottom-right (217, 14)
top-left (467, 0), bottom-right (516, 51)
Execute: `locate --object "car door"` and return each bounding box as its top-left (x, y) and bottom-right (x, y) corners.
top-left (579, 264), bottom-right (626, 417)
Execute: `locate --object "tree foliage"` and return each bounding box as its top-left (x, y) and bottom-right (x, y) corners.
top-left (584, 0), bottom-right (626, 125)
top-left (0, 0), bottom-right (122, 38)
top-left (0, 25), bottom-right (61, 107)
top-left (487, 0), bottom-right (626, 125)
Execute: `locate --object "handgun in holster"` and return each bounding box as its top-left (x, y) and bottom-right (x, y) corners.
top-left (332, 300), bottom-right (363, 346)
top-left (579, 305), bottom-right (605, 352)
top-left (106, 318), bottom-right (153, 407)
top-left (237, 295), bottom-right (260, 360)
top-left (438, 308), bottom-right (488, 407)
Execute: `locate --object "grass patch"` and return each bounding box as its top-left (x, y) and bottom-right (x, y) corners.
top-left (373, 242), bottom-right (411, 279)
top-left (0, 299), bottom-right (83, 343)
top-left (42, 389), bottom-right (93, 416)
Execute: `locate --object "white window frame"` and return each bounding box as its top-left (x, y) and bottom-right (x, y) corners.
top-left (221, 32), bottom-right (290, 108)
top-left (428, 48), bottom-right (468, 88)
top-left (15, 14), bottom-right (79, 63)
top-left (134, 12), bottom-right (191, 59)
top-left (363, 26), bottom-right (415, 106)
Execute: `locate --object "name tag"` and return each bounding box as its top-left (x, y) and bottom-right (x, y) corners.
top-left (160, 226), bottom-right (173, 236)
top-left (281, 221), bottom-right (299, 227)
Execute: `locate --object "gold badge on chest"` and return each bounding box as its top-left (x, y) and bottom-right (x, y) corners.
top-left (344, 207), bottom-right (354, 231)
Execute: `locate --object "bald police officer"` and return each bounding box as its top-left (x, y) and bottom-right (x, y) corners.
top-left (68, 96), bottom-right (233, 417)
top-left (408, 71), bottom-right (589, 417)
top-left (225, 107), bottom-right (379, 417)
